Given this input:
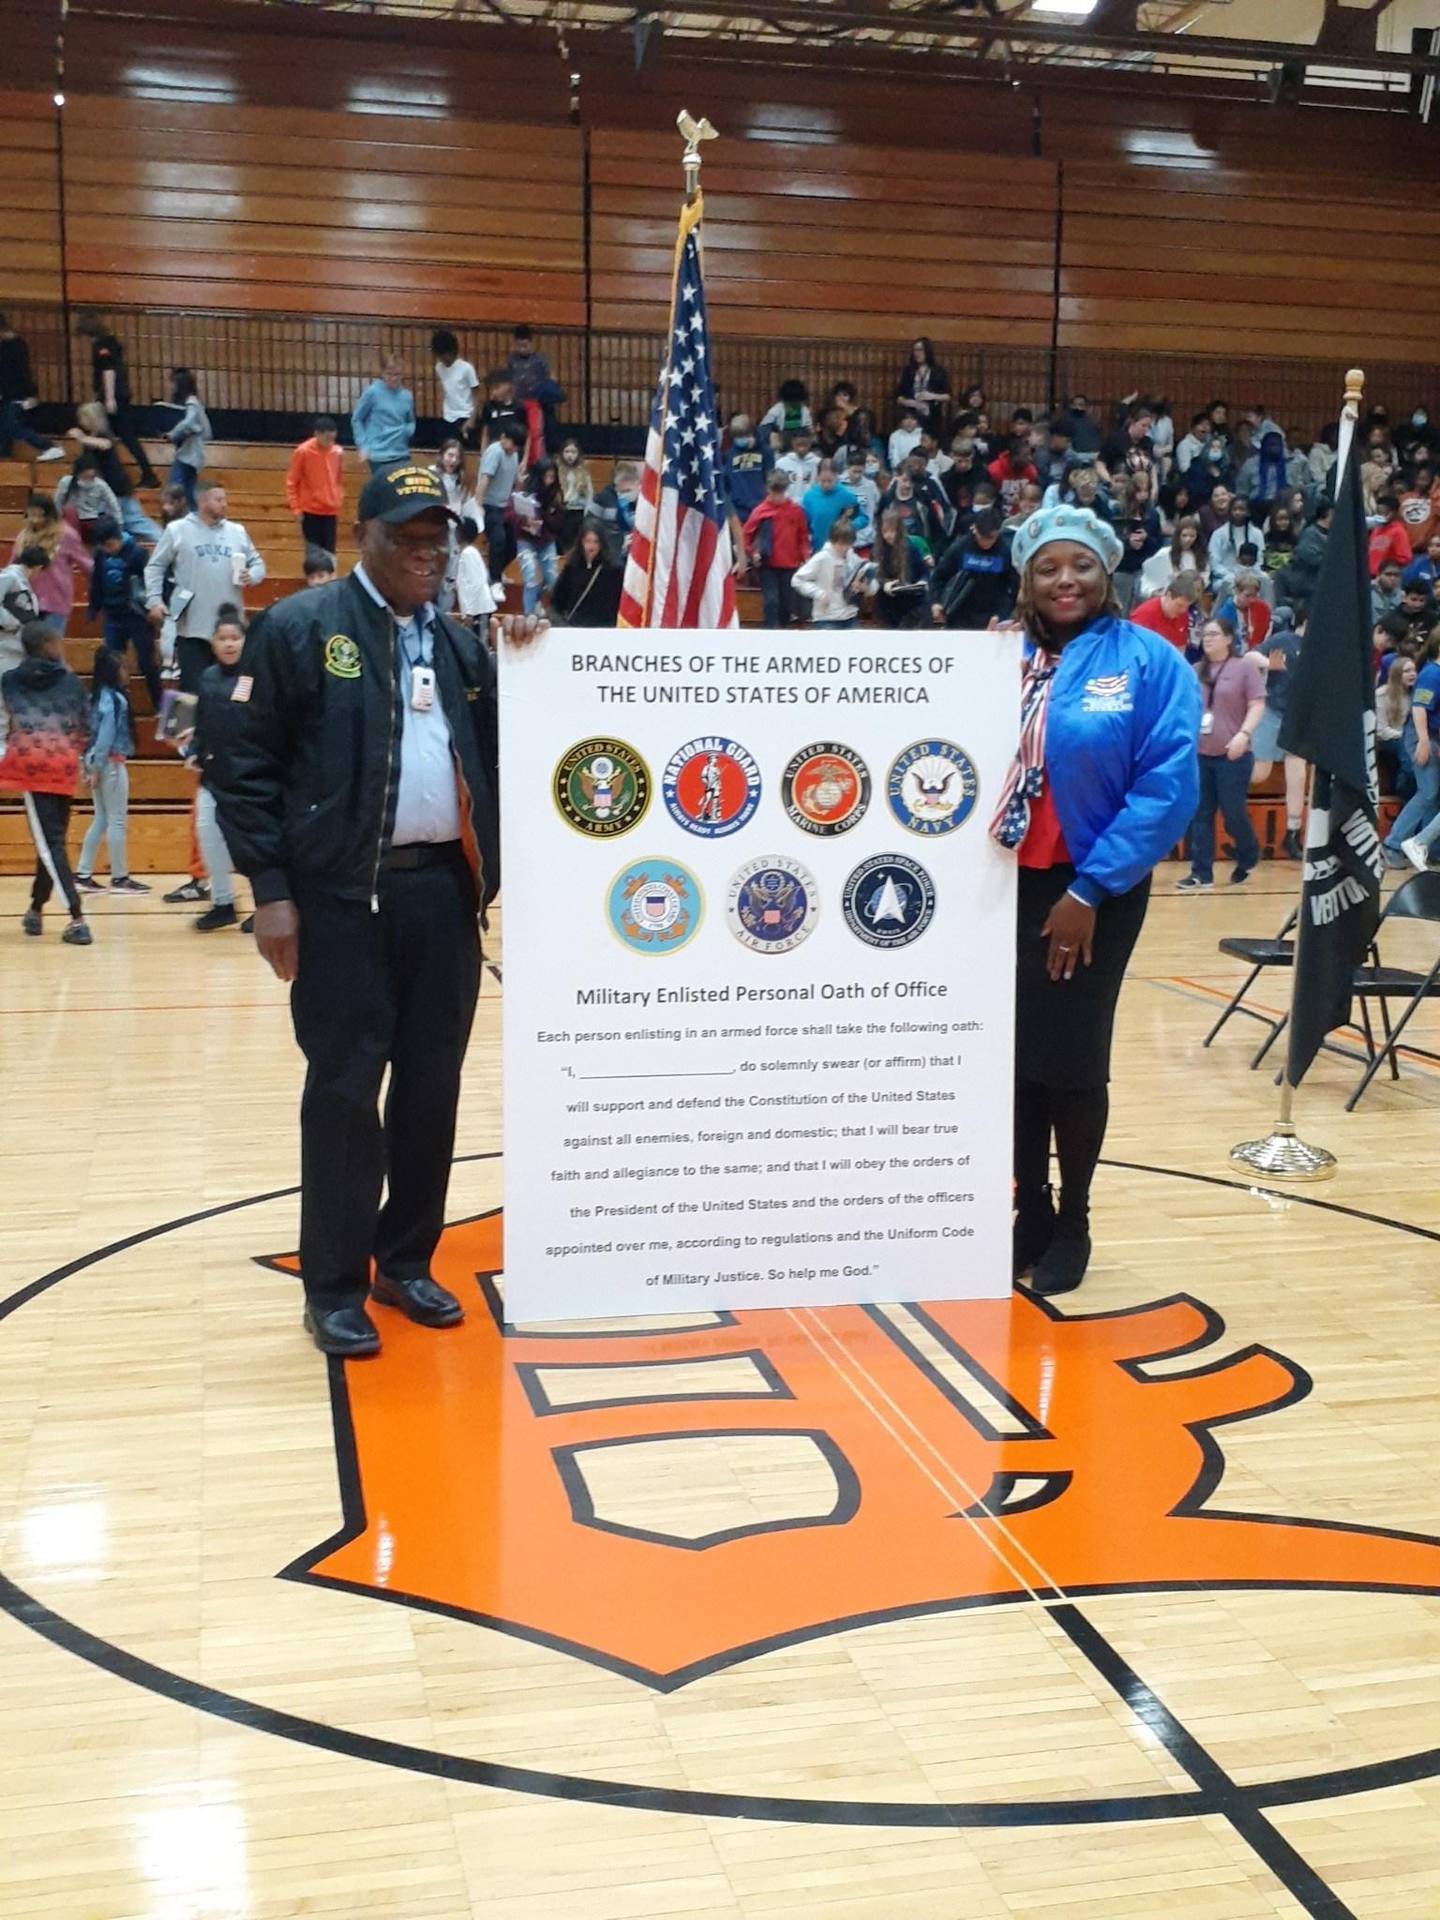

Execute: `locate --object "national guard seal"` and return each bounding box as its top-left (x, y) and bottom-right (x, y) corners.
top-left (726, 856), bottom-right (819, 955)
top-left (607, 858), bottom-right (703, 956)
top-left (842, 854), bottom-right (936, 950)
top-left (781, 742), bottom-right (871, 837)
top-left (662, 736), bottom-right (761, 838)
top-left (886, 739), bottom-right (979, 836)
top-left (554, 738), bottom-right (651, 837)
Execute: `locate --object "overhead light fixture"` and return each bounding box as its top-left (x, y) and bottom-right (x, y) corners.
top-left (1032, 0), bottom-right (1098, 15)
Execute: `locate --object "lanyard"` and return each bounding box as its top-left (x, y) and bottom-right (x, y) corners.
top-left (1202, 658), bottom-right (1238, 712)
top-left (397, 611), bottom-right (431, 674)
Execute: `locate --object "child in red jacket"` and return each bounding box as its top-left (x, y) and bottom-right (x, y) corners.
top-left (1369, 493), bottom-right (1414, 578)
top-left (743, 469), bottom-right (812, 628)
top-left (0, 620), bottom-right (93, 944)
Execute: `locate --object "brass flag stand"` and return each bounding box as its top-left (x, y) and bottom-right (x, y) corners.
top-left (1228, 367), bottom-right (1367, 1183)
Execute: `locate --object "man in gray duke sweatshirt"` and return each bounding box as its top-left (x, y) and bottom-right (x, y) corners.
top-left (144, 481), bottom-right (266, 691)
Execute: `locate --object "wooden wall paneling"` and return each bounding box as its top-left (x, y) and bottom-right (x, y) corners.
top-left (0, 92), bottom-right (61, 304)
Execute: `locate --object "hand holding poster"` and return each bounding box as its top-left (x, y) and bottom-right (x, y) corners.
top-left (500, 629), bottom-right (1019, 1322)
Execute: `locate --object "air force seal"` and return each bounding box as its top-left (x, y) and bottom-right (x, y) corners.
top-left (554, 738), bottom-right (650, 837)
top-left (726, 856), bottom-right (819, 955)
top-left (662, 736), bottom-right (761, 838)
top-left (887, 739), bottom-right (979, 836)
top-left (607, 858), bottom-right (703, 955)
top-left (781, 742), bottom-right (871, 837)
top-left (842, 854), bottom-right (936, 949)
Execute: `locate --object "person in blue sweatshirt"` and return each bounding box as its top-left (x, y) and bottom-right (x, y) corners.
top-left (990, 504), bottom-right (1200, 1298)
top-left (720, 415), bottom-right (772, 521)
top-left (88, 516), bottom-right (161, 708)
top-left (351, 356), bottom-right (415, 476)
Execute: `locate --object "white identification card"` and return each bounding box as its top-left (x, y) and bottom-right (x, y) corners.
top-left (411, 665), bottom-right (436, 712)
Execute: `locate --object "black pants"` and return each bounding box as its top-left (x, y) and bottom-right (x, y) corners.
top-left (23, 792), bottom-right (83, 917)
top-left (1190, 752), bottom-right (1259, 881)
top-left (110, 403), bottom-right (158, 484)
top-left (300, 512), bottom-right (336, 557)
top-left (483, 504), bottom-right (513, 584)
top-left (291, 848), bottom-right (481, 1312)
top-left (759, 566), bottom-right (797, 627)
top-left (177, 634), bottom-right (214, 694)
top-left (103, 613), bottom-right (162, 709)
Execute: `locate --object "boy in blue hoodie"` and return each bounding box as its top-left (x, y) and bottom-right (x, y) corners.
top-left (351, 357), bottom-right (415, 476)
top-left (721, 415), bottom-right (772, 520)
top-left (88, 516), bottom-right (161, 708)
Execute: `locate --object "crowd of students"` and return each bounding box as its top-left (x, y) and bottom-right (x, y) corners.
top-left (4, 312), bottom-right (1440, 940)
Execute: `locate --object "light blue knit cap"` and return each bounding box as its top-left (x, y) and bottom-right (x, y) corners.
top-left (1011, 504), bottom-right (1123, 577)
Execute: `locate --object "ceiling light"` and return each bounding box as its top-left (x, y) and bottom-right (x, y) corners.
top-left (1032, 0), bottom-right (1098, 15)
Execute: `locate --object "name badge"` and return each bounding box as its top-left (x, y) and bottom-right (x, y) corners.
top-left (411, 665), bottom-right (436, 713)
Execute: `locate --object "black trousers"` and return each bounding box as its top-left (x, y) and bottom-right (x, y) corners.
top-left (483, 504), bottom-right (513, 584)
top-left (110, 403), bottom-right (158, 484)
top-left (300, 512), bottom-right (336, 557)
top-left (291, 848), bottom-right (481, 1312)
top-left (759, 566), bottom-right (797, 627)
top-left (24, 792), bottom-right (83, 917)
top-left (177, 635), bottom-right (214, 694)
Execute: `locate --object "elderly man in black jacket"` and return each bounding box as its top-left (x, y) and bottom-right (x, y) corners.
top-left (220, 464), bottom-right (510, 1356)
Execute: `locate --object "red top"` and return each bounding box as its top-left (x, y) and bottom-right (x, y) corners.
top-left (1018, 778), bottom-right (1070, 870)
top-left (1369, 520), bottom-right (1413, 578)
top-left (1130, 593), bottom-right (1190, 652)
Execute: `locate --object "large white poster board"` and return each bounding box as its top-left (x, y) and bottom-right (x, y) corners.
top-left (499, 628), bottom-right (1019, 1322)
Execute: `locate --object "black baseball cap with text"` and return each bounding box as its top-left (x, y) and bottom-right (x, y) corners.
top-left (358, 465), bottom-right (458, 526)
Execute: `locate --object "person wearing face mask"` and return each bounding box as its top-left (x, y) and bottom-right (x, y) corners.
top-left (995, 506), bottom-right (1199, 1296)
top-left (218, 464), bottom-right (533, 1358)
top-left (720, 414), bottom-right (772, 523)
top-left (586, 461), bottom-right (641, 564)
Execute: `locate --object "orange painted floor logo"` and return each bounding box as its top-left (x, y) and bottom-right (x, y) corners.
top-left (275, 1212), bottom-right (1440, 1689)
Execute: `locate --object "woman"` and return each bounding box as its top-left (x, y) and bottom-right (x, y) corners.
top-left (1138, 513), bottom-right (1202, 599)
top-left (67, 401), bottom-right (161, 541)
top-left (1178, 614), bottom-right (1265, 892)
top-left (165, 367), bottom-right (211, 511)
top-left (1262, 502), bottom-right (1298, 579)
top-left (551, 526), bottom-right (622, 627)
top-left (996, 506), bottom-right (1199, 1295)
top-left (431, 437), bottom-right (471, 609)
top-left (512, 458), bottom-right (565, 615)
top-left (557, 436), bottom-right (595, 551)
top-left (10, 491), bottom-right (90, 632)
top-left (842, 407), bottom-right (886, 467)
top-left (872, 507), bottom-right (930, 630)
top-left (1377, 656), bottom-right (1417, 800)
top-left (895, 338), bottom-right (950, 432)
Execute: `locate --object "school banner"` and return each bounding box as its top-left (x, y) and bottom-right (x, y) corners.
top-left (499, 629), bottom-right (1019, 1321)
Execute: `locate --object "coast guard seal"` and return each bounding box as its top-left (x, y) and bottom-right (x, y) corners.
top-left (607, 858), bottom-right (703, 955)
top-left (886, 739), bottom-right (979, 836)
top-left (662, 736), bottom-right (761, 838)
top-left (726, 856), bottom-right (819, 955)
top-left (554, 738), bottom-right (650, 837)
top-left (842, 854), bottom-right (936, 950)
top-left (781, 742), bottom-right (871, 837)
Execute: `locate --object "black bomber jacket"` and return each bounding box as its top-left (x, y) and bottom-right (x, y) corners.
top-left (217, 575), bottom-right (499, 911)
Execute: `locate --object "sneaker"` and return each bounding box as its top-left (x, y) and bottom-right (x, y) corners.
top-left (76, 874), bottom-right (106, 894)
top-left (194, 903), bottom-right (237, 932)
top-left (21, 909), bottom-right (41, 936)
top-left (1400, 836), bottom-right (1432, 873)
top-left (164, 879), bottom-right (210, 904)
top-left (1281, 829), bottom-right (1304, 861)
top-left (62, 920), bottom-right (93, 946)
top-left (36, 446), bottom-right (64, 463)
top-left (239, 914), bottom-right (255, 934)
top-left (1231, 867), bottom-right (1252, 886)
top-left (1382, 847), bottom-right (1410, 870)
top-left (1176, 874), bottom-right (1212, 892)
top-left (110, 876), bottom-right (152, 894)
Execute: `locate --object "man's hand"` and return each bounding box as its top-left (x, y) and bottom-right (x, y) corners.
top-left (146, 601), bottom-right (165, 627)
top-left (1041, 891), bottom-right (1097, 982)
top-left (492, 611), bottom-right (550, 650)
top-left (254, 899), bottom-right (300, 982)
top-left (1415, 735), bottom-right (1432, 769)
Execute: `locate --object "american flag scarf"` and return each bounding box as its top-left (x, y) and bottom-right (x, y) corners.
top-left (989, 650), bottom-right (1058, 849)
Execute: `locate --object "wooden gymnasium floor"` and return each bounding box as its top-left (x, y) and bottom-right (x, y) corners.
top-left (1, 864), bottom-right (1438, 1920)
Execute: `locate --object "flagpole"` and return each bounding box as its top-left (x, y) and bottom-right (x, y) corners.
top-left (1229, 366), bottom-right (1365, 1183)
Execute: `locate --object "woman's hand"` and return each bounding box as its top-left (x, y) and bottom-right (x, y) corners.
top-left (1225, 727), bottom-right (1251, 762)
top-left (1041, 891), bottom-right (1096, 982)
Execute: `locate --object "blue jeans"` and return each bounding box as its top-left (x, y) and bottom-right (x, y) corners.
top-left (812, 617), bottom-right (857, 630)
top-left (517, 540), bottom-right (557, 614)
top-left (1385, 750), bottom-right (1440, 849)
top-left (102, 614), bottom-right (162, 709)
top-left (169, 459), bottom-right (199, 511)
top-left (196, 783), bottom-right (235, 906)
top-left (78, 759), bottom-right (129, 880)
top-left (120, 496), bottom-right (162, 543)
top-left (1190, 751), bottom-right (1258, 881)
top-left (0, 398), bottom-right (52, 455)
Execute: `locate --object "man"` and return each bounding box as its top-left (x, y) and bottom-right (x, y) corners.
top-left (987, 433), bottom-right (1039, 513)
top-left (74, 310), bottom-right (159, 488)
top-left (1100, 406), bottom-right (1154, 480)
top-left (929, 507), bottom-right (1016, 630)
top-left (351, 357), bottom-right (415, 478)
top-left (218, 466), bottom-right (504, 1357)
top-left (472, 419), bottom-right (522, 584)
top-left (1060, 394), bottom-right (1101, 456)
top-left (587, 461), bottom-right (641, 564)
top-left (144, 482), bottom-right (266, 692)
top-left (1371, 559), bottom-right (1404, 624)
top-left (1279, 499), bottom-right (1330, 607)
top-left (286, 415), bottom-right (344, 559)
top-left (507, 324), bottom-right (560, 456)
top-left (431, 329), bottom-right (479, 448)
top-left (0, 313), bottom-right (61, 462)
top-left (1131, 573), bottom-right (1200, 653)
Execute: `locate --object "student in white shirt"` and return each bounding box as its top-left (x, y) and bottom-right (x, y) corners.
top-left (791, 517), bottom-right (878, 629)
top-left (775, 428), bottom-right (820, 503)
top-left (455, 515), bottom-right (503, 631)
top-left (888, 406), bottom-right (922, 474)
top-left (432, 329), bottom-right (480, 448)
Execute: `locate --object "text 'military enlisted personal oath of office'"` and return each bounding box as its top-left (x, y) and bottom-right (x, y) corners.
top-left (499, 629), bottom-right (1020, 1321)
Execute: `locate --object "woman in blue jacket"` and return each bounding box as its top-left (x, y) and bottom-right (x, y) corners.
top-left (991, 505), bottom-right (1201, 1296)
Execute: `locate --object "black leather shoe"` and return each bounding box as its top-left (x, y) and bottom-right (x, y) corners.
top-left (1027, 1215), bottom-right (1091, 1297)
top-left (371, 1272), bottom-right (464, 1328)
top-left (1012, 1184), bottom-right (1056, 1282)
top-left (303, 1303), bottom-right (381, 1357)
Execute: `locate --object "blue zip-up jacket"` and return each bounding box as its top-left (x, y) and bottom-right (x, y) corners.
top-left (88, 536), bottom-right (148, 621)
top-left (83, 684), bottom-right (135, 772)
top-left (351, 380), bottom-right (416, 464)
top-left (1037, 614), bottom-right (1201, 908)
top-left (720, 441), bottom-right (773, 518)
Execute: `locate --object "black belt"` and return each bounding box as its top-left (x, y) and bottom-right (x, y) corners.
top-left (381, 840), bottom-right (463, 871)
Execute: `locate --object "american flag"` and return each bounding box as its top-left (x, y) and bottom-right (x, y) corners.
top-left (618, 197), bottom-right (738, 629)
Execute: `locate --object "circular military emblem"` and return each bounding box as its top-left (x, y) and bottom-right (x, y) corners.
top-left (886, 739), bottom-right (980, 836)
top-left (842, 853), bottom-right (936, 950)
top-left (323, 633), bottom-right (361, 681)
top-left (726, 856), bottom-right (819, 955)
top-left (554, 739), bottom-right (650, 838)
top-left (662, 736), bottom-right (761, 838)
top-left (607, 857), bottom-right (703, 956)
top-left (781, 742), bottom-right (871, 837)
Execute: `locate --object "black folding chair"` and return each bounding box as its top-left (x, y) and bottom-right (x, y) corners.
top-left (1345, 870), bottom-right (1440, 1111)
top-left (1203, 908), bottom-right (1297, 1057)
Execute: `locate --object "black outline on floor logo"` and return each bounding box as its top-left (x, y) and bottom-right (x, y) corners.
top-left (2, 1154), bottom-right (1438, 1920)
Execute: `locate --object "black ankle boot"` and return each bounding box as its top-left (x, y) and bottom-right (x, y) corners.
top-left (1013, 1184), bottom-right (1056, 1281)
top-left (1029, 1205), bottom-right (1091, 1296)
